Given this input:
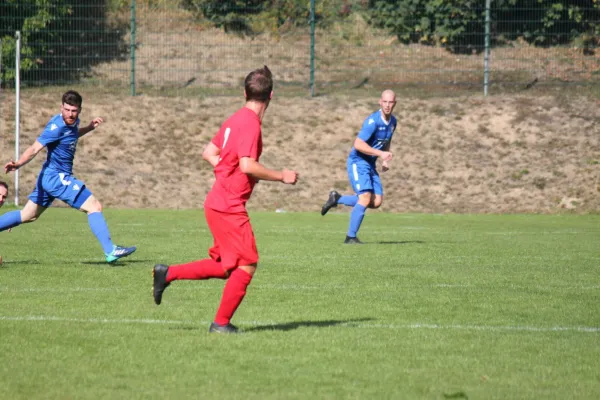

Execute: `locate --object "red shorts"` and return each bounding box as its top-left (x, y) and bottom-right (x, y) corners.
top-left (204, 207), bottom-right (258, 271)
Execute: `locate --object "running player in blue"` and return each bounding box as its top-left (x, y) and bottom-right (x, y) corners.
top-left (0, 181), bottom-right (7, 264)
top-left (1, 90), bottom-right (136, 263)
top-left (320, 90), bottom-right (396, 244)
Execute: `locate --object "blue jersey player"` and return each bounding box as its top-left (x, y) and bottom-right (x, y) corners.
top-left (1, 90), bottom-right (136, 263)
top-left (321, 90), bottom-right (397, 244)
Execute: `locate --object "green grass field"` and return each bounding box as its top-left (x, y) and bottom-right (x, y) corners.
top-left (0, 209), bottom-right (599, 399)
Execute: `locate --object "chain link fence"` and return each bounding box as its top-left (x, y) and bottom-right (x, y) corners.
top-left (1, 0), bottom-right (599, 97)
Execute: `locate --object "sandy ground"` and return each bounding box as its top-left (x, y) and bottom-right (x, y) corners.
top-left (0, 90), bottom-right (599, 213)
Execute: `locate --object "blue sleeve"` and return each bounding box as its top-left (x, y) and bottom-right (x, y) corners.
top-left (357, 116), bottom-right (377, 142)
top-left (37, 120), bottom-right (64, 146)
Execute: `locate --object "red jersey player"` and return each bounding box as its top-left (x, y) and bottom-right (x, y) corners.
top-left (152, 65), bottom-right (298, 333)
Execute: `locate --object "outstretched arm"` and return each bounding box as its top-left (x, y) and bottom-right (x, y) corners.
top-left (4, 140), bottom-right (45, 173)
top-left (79, 117), bottom-right (104, 137)
top-left (239, 157), bottom-right (298, 184)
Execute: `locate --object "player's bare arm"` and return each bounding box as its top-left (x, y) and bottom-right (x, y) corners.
top-left (202, 142), bottom-right (221, 167)
top-left (353, 138), bottom-right (393, 162)
top-left (78, 117), bottom-right (104, 137)
top-left (240, 157), bottom-right (298, 184)
top-left (381, 141), bottom-right (391, 172)
top-left (4, 140), bottom-right (45, 173)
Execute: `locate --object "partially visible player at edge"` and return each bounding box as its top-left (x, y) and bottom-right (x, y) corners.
top-left (320, 89), bottom-right (397, 244)
top-left (0, 181), bottom-right (8, 264)
top-left (0, 181), bottom-right (8, 209)
top-left (152, 65), bottom-right (298, 334)
top-left (0, 90), bottom-right (136, 263)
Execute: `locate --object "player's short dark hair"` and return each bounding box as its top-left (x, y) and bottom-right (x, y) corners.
top-left (62, 90), bottom-right (83, 108)
top-left (0, 181), bottom-right (8, 191)
top-left (244, 65), bottom-right (273, 102)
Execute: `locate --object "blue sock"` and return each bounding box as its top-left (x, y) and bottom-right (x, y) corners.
top-left (338, 195), bottom-right (358, 207)
top-left (0, 210), bottom-right (22, 232)
top-left (88, 212), bottom-right (114, 254)
top-left (347, 204), bottom-right (367, 238)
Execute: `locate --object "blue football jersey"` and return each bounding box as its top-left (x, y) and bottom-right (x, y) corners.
top-left (37, 114), bottom-right (80, 174)
top-left (348, 110), bottom-right (397, 165)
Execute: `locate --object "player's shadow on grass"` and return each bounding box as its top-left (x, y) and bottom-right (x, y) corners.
top-left (443, 391), bottom-right (469, 399)
top-left (80, 259), bottom-right (151, 266)
top-left (245, 317), bottom-right (375, 332)
top-left (0, 260), bottom-right (42, 266)
top-left (374, 240), bottom-right (425, 245)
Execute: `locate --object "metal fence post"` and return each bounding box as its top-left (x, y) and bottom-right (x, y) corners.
top-left (15, 31), bottom-right (21, 206)
top-left (484, 0), bottom-right (491, 96)
top-left (130, 0), bottom-right (136, 96)
top-left (309, 0), bottom-right (315, 97)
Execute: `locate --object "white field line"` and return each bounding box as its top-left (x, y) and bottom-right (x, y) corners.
top-left (0, 288), bottom-right (123, 293)
top-left (483, 230), bottom-right (594, 235)
top-left (0, 283), bottom-right (598, 293)
top-left (258, 227), bottom-right (595, 234)
top-left (1, 315), bottom-right (598, 333)
top-left (0, 316), bottom-right (185, 325)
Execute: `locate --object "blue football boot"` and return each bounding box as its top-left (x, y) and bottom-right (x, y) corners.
top-left (105, 245), bottom-right (137, 263)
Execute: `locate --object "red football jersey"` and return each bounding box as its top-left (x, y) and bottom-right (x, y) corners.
top-left (204, 107), bottom-right (263, 213)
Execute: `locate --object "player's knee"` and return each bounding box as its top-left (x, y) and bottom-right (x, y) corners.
top-left (22, 215), bottom-right (37, 223)
top-left (239, 264), bottom-right (257, 276)
top-left (81, 197), bottom-right (102, 213)
top-left (372, 198), bottom-right (383, 209)
top-left (358, 192), bottom-right (372, 206)
top-left (20, 210), bottom-right (37, 223)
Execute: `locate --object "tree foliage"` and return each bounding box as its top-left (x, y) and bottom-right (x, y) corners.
top-left (494, 0), bottom-right (600, 46)
top-left (1, 0), bottom-right (71, 81)
top-left (180, 0), bottom-right (366, 34)
top-left (1, 0), bottom-right (597, 84)
top-left (1, 0), bottom-right (127, 84)
top-left (369, 0), bottom-right (599, 53)
top-left (180, 0), bottom-right (598, 52)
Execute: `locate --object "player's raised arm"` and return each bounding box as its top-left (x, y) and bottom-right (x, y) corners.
top-left (4, 140), bottom-right (45, 173)
top-left (79, 117), bottom-right (103, 137)
top-left (353, 137), bottom-right (393, 161)
top-left (239, 157), bottom-right (297, 184)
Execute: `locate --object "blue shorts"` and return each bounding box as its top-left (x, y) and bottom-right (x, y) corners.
top-left (29, 169), bottom-right (92, 209)
top-left (346, 158), bottom-right (383, 196)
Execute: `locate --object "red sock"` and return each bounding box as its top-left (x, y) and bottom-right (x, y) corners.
top-left (214, 268), bottom-right (253, 326)
top-left (166, 259), bottom-right (227, 282)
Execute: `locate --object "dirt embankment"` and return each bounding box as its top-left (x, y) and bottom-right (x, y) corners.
top-left (1, 91), bottom-right (599, 213)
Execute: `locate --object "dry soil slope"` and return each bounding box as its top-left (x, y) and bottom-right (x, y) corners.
top-left (1, 91), bottom-right (598, 213)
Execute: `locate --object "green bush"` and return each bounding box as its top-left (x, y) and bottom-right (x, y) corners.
top-left (180, 0), bottom-right (368, 35)
top-left (0, 0), bottom-right (71, 81)
top-left (180, 0), bottom-right (266, 33)
top-left (494, 0), bottom-right (600, 46)
top-left (1, 0), bottom-right (127, 85)
top-left (368, 0), bottom-right (600, 53)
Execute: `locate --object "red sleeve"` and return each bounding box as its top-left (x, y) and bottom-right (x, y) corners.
top-left (237, 121), bottom-right (261, 160)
